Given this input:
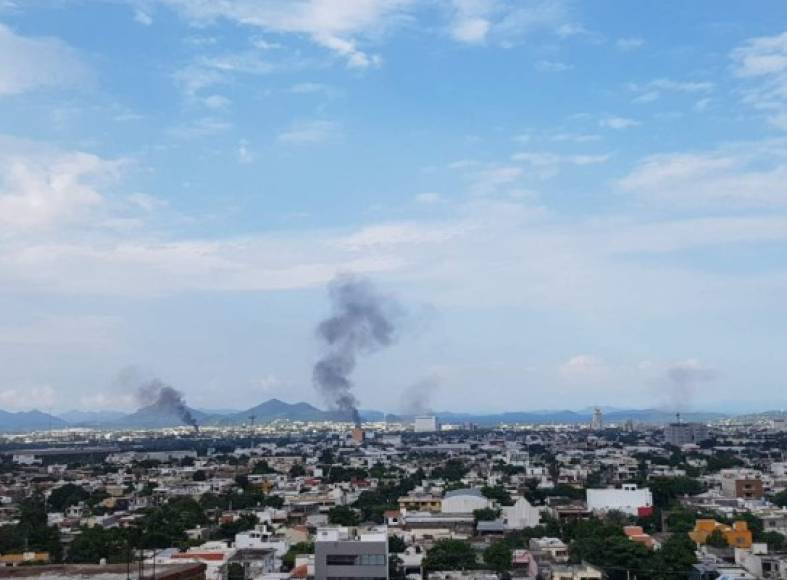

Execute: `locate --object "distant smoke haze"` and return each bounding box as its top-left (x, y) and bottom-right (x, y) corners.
top-left (400, 376), bottom-right (441, 416)
top-left (313, 274), bottom-right (400, 426)
top-left (665, 359), bottom-right (717, 411)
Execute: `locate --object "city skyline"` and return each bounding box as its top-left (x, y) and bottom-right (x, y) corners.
top-left (2, 2), bottom-right (787, 413)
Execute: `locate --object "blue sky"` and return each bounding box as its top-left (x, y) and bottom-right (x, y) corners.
top-left (1, 1), bottom-right (787, 414)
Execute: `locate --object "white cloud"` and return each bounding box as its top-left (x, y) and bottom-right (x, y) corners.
top-left (616, 37), bottom-right (644, 51)
top-left (159, 0), bottom-right (407, 68)
top-left (452, 15), bottom-right (491, 43)
top-left (511, 151), bottom-right (609, 178)
top-left (535, 60), bottom-right (573, 72)
top-left (618, 140), bottom-right (787, 207)
top-left (203, 94), bottom-right (231, 109)
top-left (237, 139), bottom-right (254, 163)
top-left (731, 31), bottom-right (787, 129)
top-left (0, 386), bottom-right (56, 411)
top-left (0, 23), bottom-right (90, 96)
top-left (337, 222), bottom-right (463, 250)
top-left (463, 165), bottom-right (523, 194)
top-left (628, 77), bottom-right (713, 103)
top-left (447, 0), bottom-right (578, 46)
top-left (0, 137), bottom-right (124, 230)
top-left (0, 315), bottom-right (120, 348)
top-left (290, 82), bottom-right (334, 95)
top-left (550, 132), bottom-right (601, 143)
top-left (732, 31), bottom-right (787, 77)
top-left (167, 117), bottom-right (232, 138)
top-left (277, 120), bottom-right (341, 144)
top-left (127, 193), bottom-right (167, 213)
top-left (414, 192), bottom-right (444, 204)
top-left (599, 116), bottom-right (640, 130)
top-left (560, 354), bottom-right (607, 380)
top-left (134, 8), bottom-right (153, 25)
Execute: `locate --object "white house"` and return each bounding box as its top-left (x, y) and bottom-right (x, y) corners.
top-left (586, 484), bottom-right (653, 516)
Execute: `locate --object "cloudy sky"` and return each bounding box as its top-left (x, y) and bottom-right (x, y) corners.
top-left (1, 1), bottom-right (787, 414)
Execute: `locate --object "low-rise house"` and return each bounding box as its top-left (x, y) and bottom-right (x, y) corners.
top-left (690, 520), bottom-right (753, 549)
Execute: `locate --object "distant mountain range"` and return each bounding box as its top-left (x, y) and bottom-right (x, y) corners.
top-left (0, 399), bottom-right (760, 433)
top-left (0, 409), bottom-right (68, 432)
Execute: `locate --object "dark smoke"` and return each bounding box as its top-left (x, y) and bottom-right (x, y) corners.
top-left (313, 274), bottom-right (399, 426)
top-left (400, 376), bottom-right (440, 416)
top-left (665, 359), bottom-right (717, 411)
top-left (136, 378), bottom-right (199, 431)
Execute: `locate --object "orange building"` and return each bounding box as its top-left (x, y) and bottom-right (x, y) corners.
top-left (623, 526), bottom-right (660, 550)
top-left (689, 519), bottom-right (753, 549)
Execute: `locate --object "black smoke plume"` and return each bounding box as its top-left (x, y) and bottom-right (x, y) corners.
top-left (313, 274), bottom-right (399, 426)
top-left (136, 378), bottom-right (199, 431)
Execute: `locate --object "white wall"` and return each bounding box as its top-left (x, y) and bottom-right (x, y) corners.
top-left (586, 487), bottom-right (653, 516)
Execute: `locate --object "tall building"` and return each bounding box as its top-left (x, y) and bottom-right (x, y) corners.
top-left (414, 415), bottom-right (438, 433)
top-left (314, 527), bottom-right (388, 580)
top-left (590, 407), bottom-right (604, 430)
top-left (664, 414), bottom-right (710, 446)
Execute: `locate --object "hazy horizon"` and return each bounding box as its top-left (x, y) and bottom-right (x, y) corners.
top-left (2, 2), bottom-right (787, 414)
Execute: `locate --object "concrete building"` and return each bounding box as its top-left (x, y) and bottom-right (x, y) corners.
top-left (720, 469), bottom-right (764, 500)
top-left (590, 408), bottom-right (604, 431)
top-left (664, 417), bottom-right (710, 446)
top-left (586, 484), bottom-right (653, 517)
top-left (414, 416), bottom-right (439, 433)
top-left (314, 526), bottom-right (388, 580)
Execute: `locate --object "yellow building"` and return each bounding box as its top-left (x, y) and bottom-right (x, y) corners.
top-left (689, 519), bottom-right (753, 549)
top-left (0, 552), bottom-right (50, 566)
top-left (398, 494), bottom-right (442, 512)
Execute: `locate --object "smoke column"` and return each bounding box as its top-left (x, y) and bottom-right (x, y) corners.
top-left (400, 376), bottom-right (440, 416)
top-left (313, 274), bottom-right (399, 426)
top-left (136, 378), bottom-right (199, 431)
top-left (666, 359), bottom-right (717, 411)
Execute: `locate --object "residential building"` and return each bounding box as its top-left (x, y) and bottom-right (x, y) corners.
top-left (314, 526), bottom-right (388, 580)
top-left (586, 484), bottom-right (653, 517)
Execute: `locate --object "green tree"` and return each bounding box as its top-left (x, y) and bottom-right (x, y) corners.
top-left (138, 496), bottom-right (207, 548)
top-left (252, 461), bottom-right (274, 474)
top-left (282, 542), bottom-right (314, 571)
top-left (328, 505), bottom-right (360, 526)
top-left (388, 535), bottom-right (407, 553)
top-left (760, 531), bottom-right (785, 552)
top-left (473, 508), bottom-right (500, 521)
top-left (432, 459), bottom-right (468, 482)
top-left (652, 532), bottom-right (697, 580)
top-left (483, 540), bottom-right (512, 573)
top-left (706, 528), bottom-right (728, 548)
top-left (47, 484), bottom-right (90, 513)
top-left (215, 514), bottom-right (258, 539)
top-left (68, 527), bottom-right (131, 564)
top-left (649, 477), bottom-right (703, 509)
top-left (481, 485), bottom-right (513, 506)
top-left (423, 539), bottom-right (477, 572)
top-left (192, 470), bottom-right (207, 481)
top-left (771, 490), bottom-right (787, 507)
top-left (17, 494), bottom-right (63, 561)
top-left (289, 463), bottom-right (306, 477)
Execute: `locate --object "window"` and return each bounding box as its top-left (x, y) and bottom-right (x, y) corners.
top-left (358, 553), bottom-right (386, 566)
top-left (326, 554), bottom-right (358, 566)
